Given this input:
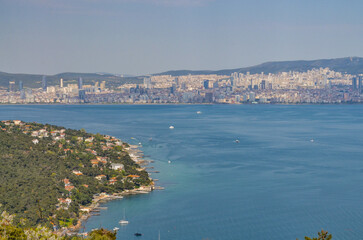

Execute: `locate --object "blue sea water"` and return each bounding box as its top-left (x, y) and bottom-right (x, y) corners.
top-left (1, 104), bottom-right (363, 240)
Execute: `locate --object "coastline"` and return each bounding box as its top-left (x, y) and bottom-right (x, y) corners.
top-left (66, 143), bottom-right (161, 236)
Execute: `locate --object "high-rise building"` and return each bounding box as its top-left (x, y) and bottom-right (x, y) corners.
top-left (60, 78), bottom-right (64, 88)
top-left (79, 89), bottom-right (86, 100)
top-left (213, 81), bottom-right (219, 89)
top-left (260, 80), bottom-right (266, 90)
top-left (100, 81), bottom-right (106, 90)
top-left (144, 77), bottom-right (152, 89)
top-left (20, 90), bottom-right (26, 99)
top-left (42, 76), bottom-right (47, 91)
top-left (249, 92), bottom-right (256, 102)
top-left (19, 81), bottom-right (23, 91)
top-left (203, 80), bottom-right (209, 89)
top-left (230, 77), bottom-right (234, 87)
top-left (78, 77), bottom-right (83, 90)
top-left (9, 81), bottom-right (15, 92)
top-left (174, 77), bottom-right (179, 87)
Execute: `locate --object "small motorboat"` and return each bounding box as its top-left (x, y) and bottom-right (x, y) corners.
top-left (119, 220), bottom-right (129, 225)
top-left (134, 233), bottom-right (142, 237)
top-left (168, 160), bottom-right (171, 164)
top-left (113, 227), bottom-right (120, 231)
top-left (196, 111), bottom-right (202, 114)
top-left (169, 126), bottom-right (174, 129)
top-left (235, 139), bottom-right (240, 143)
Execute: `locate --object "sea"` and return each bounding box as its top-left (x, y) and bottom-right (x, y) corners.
top-left (1, 104), bottom-right (363, 240)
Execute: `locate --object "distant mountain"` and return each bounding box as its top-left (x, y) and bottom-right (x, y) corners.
top-left (157, 57), bottom-right (363, 76)
top-left (0, 71), bottom-right (143, 89)
top-left (1, 57), bottom-right (363, 89)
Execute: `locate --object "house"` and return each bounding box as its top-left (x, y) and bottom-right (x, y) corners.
top-left (80, 207), bottom-right (91, 213)
top-left (65, 185), bottom-right (75, 191)
top-left (58, 198), bottom-right (72, 205)
top-left (31, 131), bottom-right (39, 137)
top-left (127, 175), bottom-right (140, 179)
top-left (97, 156), bottom-right (108, 164)
top-left (90, 159), bottom-right (99, 167)
top-left (108, 177), bottom-right (117, 185)
top-left (95, 175), bottom-right (107, 181)
top-left (32, 139), bottom-right (39, 144)
top-left (85, 137), bottom-right (94, 143)
top-left (111, 163), bottom-right (124, 171)
top-left (63, 178), bottom-right (71, 186)
top-left (72, 170), bottom-right (83, 176)
top-left (13, 120), bottom-right (22, 125)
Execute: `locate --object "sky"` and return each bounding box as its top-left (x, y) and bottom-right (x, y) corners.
top-left (1, 0), bottom-right (363, 75)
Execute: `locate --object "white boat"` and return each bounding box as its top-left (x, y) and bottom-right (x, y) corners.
top-left (310, 139), bottom-right (314, 143)
top-left (119, 220), bottom-right (129, 225)
top-left (169, 126), bottom-right (174, 129)
top-left (113, 227), bottom-right (120, 231)
top-left (119, 209), bottom-right (129, 225)
top-left (196, 111), bottom-right (202, 114)
top-left (168, 160), bottom-right (171, 164)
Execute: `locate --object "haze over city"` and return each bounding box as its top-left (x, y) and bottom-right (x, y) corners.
top-left (2, 0), bottom-right (363, 75)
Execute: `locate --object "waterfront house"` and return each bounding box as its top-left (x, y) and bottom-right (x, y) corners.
top-left (13, 120), bottom-right (22, 125)
top-left (32, 139), bottom-right (39, 144)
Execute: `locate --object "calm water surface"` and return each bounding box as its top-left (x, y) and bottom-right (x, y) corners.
top-left (1, 105), bottom-right (363, 240)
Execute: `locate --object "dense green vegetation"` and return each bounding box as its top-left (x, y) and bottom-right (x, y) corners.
top-left (0, 210), bottom-right (116, 240)
top-left (0, 120), bottom-right (151, 229)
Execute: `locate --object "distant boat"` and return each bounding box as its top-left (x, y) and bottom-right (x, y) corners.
top-left (149, 137), bottom-right (152, 141)
top-left (196, 111), bottom-right (202, 114)
top-left (169, 126), bottom-right (174, 129)
top-left (134, 233), bottom-right (142, 237)
top-left (168, 160), bottom-right (171, 164)
top-left (235, 139), bottom-right (240, 143)
top-left (310, 139), bottom-right (314, 143)
top-left (113, 227), bottom-right (119, 231)
top-left (119, 209), bottom-right (129, 225)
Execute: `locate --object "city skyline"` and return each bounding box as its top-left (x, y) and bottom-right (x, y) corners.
top-left (2, 0), bottom-right (363, 75)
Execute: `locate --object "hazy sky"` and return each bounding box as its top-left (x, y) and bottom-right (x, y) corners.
top-left (1, 0), bottom-right (363, 75)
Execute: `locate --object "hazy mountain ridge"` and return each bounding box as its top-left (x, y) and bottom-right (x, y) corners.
top-left (1, 57), bottom-right (362, 89)
top-left (157, 57), bottom-right (363, 76)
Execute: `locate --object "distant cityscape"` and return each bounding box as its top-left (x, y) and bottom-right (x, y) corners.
top-left (1, 67), bottom-right (363, 104)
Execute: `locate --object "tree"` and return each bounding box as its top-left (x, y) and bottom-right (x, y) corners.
top-left (297, 230), bottom-right (332, 240)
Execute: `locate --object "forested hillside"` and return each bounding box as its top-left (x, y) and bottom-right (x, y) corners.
top-left (0, 120), bottom-right (151, 229)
